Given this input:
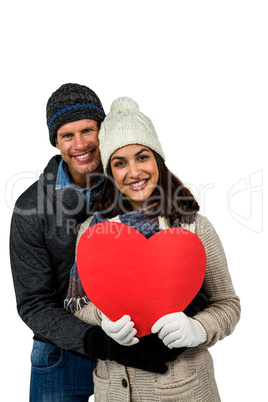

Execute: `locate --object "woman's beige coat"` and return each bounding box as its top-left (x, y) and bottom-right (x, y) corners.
top-left (74, 214), bottom-right (241, 401)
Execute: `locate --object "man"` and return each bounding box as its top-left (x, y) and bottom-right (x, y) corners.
top-left (10, 83), bottom-right (106, 400)
top-left (10, 83), bottom-right (168, 402)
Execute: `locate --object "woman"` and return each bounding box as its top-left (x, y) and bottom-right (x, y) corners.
top-left (65, 97), bottom-right (241, 401)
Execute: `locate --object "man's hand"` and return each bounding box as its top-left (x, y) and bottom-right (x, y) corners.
top-left (84, 326), bottom-right (167, 373)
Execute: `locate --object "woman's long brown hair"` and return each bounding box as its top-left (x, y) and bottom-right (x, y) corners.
top-left (94, 151), bottom-right (199, 227)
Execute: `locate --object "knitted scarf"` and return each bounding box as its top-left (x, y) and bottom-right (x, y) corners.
top-left (64, 203), bottom-right (199, 313)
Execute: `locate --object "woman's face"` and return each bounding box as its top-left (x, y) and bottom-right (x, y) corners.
top-left (110, 144), bottom-right (159, 210)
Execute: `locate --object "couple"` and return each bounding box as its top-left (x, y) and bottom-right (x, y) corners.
top-left (10, 83), bottom-right (240, 401)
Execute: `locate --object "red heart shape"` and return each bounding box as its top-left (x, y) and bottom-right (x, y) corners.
top-left (77, 222), bottom-right (206, 337)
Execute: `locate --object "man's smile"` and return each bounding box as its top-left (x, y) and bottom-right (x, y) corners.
top-left (73, 150), bottom-right (95, 161)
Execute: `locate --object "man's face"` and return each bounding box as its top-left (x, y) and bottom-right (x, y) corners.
top-left (56, 119), bottom-right (102, 186)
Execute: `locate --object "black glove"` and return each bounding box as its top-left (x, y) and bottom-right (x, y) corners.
top-left (134, 332), bottom-right (186, 369)
top-left (84, 325), bottom-right (167, 374)
top-left (184, 290), bottom-right (208, 317)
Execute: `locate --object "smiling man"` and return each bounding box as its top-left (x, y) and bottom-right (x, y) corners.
top-left (48, 83), bottom-right (105, 190)
top-left (56, 118), bottom-right (102, 188)
top-left (10, 83), bottom-right (107, 401)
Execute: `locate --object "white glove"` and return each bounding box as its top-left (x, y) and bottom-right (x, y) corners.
top-left (151, 312), bottom-right (207, 349)
top-left (101, 313), bottom-right (139, 346)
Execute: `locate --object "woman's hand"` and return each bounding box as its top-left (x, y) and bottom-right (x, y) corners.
top-left (101, 313), bottom-right (139, 346)
top-left (151, 312), bottom-right (207, 349)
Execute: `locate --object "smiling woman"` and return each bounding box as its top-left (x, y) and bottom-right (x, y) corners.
top-left (64, 96), bottom-right (240, 401)
top-left (110, 145), bottom-right (159, 210)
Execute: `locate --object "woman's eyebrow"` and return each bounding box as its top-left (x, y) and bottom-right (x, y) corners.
top-left (134, 148), bottom-right (150, 156)
top-left (111, 148), bottom-right (149, 162)
top-left (111, 155), bottom-right (125, 162)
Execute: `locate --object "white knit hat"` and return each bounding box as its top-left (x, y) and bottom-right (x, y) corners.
top-left (99, 97), bottom-right (165, 174)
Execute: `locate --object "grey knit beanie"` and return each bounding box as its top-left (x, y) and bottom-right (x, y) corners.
top-left (46, 83), bottom-right (105, 146)
top-left (99, 97), bottom-right (165, 174)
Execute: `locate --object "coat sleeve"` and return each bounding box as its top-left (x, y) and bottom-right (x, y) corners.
top-left (193, 215), bottom-right (241, 347)
top-left (10, 211), bottom-right (94, 355)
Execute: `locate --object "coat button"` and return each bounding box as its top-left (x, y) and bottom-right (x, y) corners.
top-left (122, 378), bottom-right (128, 388)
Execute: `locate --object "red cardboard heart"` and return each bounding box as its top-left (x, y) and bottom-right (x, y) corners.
top-left (77, 222), bottom-right (206, 337)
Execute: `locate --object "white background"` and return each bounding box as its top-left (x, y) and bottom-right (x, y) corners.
top-left (1, 1), bottom-right (267, 400)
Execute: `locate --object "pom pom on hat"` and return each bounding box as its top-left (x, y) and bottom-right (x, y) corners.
top-left (99, 97), bottom-right (165, 174)
top-left (110, 97), bottom-right (139, 114)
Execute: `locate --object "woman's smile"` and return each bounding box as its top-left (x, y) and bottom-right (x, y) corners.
top-left (127, 178), bottom-right (149, 191)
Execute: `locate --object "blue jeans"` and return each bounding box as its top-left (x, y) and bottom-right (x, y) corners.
top-left (30, 340), bottom-right (96, 401)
